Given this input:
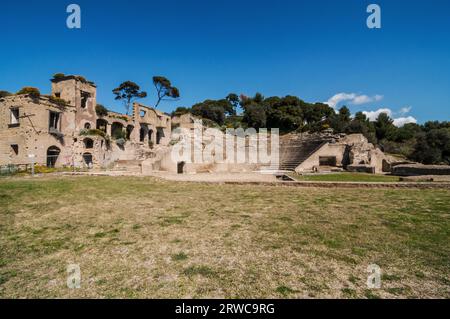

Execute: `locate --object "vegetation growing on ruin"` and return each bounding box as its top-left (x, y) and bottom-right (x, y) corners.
top-left (47, 96), bottom-right (69, 108)
top-left (79, 128), bottom-right (107, 139)
top-left (111, 129), bottom-right (127, 140)
top-left (95, 104), bottom-right (109, 117)
top-left (0, 176), bottom-right (448, 298)
top-left (110, 114), bottom-right (129, 121)
top-left (0, 91), bottom-right (12, 98)
top-left (52, 73), bottom-right (65, 80)
top-left (16, 87), bottom-right (40, 99)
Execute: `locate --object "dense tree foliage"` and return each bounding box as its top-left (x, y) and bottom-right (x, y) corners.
top-left (410, 124), bottom-right (450, 164)
top-left (175, 92), bottom-right (449, 165)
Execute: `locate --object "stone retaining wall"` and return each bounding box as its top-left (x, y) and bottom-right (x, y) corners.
top-left (392, 164), bottom-right (450, 176)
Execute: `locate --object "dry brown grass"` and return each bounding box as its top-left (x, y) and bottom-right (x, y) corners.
top-left (0, 175), bottom-right (449, 298)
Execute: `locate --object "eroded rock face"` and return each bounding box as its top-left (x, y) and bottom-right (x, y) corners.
top-left (344, 135), bottom-right (375, 165)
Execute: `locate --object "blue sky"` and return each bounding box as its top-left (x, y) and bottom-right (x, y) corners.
top-left (1, 0), bottom-right (449, 124)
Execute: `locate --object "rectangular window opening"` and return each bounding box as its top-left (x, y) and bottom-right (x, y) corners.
top-left (10, 108), bottom-right (20, 126)
top-left (49, 111), bottom-right (61, 130)
top-left (80, 91), bottom-right (91, 109)
top-left (11, 144), bottom-right (19, 155)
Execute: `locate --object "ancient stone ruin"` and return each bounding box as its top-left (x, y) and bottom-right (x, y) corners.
top-left (0, 75), bottom-right (172, 171)
top-left (2, 74), bottom-right (447, 177)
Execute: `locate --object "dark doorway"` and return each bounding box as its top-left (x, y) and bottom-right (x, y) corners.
top-left (111, 122), bottom-right (124, 139)
top-left (156, 128), bottom-right (164, 144)
top-left (319, 156), bottom-right (337, 166)
top-left (96, 119), bottom-right (108, 132)
top-left (177, 161), bottom-right (185, 174)
top-left (139, 127), bottom-right (146, 142)
top-left (148, 129), bottom-right (153, 143)
top-left (83, 153), bottom-right (93, 167)
top-left (46, 146), bottom-right (61, 167)
top-left (126, 125), bottom-right (134, 140)
top-left (83, 138), bottom-right (94, 149)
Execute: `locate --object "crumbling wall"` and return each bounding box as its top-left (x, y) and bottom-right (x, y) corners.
top-left (293, 133), bottom-right (391, 174)
top-left (295, 143), bottom-right (346, 173)
top-left (0, 95), bottom-right (76, 167)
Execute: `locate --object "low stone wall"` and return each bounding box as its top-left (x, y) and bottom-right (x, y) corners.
top-left (347, 164), bottom-right (375, 174)
top-left (392, 164), bottom-right (450, 176)
top-left (219, 181), bottom-right (450, 189)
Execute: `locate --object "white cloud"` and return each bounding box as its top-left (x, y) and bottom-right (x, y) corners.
top-left (362, 108), bottom-right (417, 127)
top-left (362, 108), bottom-right (393, 121)
top-left (398, 106), bottom-right (412, 115)
top-left (325, 92), bottom-right (384, 108)
top-left (393, 116), bottom-right (417, 127)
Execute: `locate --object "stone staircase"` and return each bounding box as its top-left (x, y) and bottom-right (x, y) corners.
top-left (279, 135), bottom-right (329, 171)
top-left (113, 160), bottom-right (143, 173)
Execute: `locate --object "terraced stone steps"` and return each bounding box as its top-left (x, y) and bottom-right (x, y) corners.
top-left (279, 135), bottom-right (329, 171)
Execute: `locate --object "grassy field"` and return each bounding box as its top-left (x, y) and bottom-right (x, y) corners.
top-left (289, 172), bottom-right (401, 183)
top-left (0, 175), bottom-right (449, 298)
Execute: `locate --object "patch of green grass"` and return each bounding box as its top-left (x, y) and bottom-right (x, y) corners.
top-left (94, 232), bottom-right (107, 238)
top-left (386, 287), bottom-right (408, 295)
top-left (0, 270), bottom-right (17, 285)
top-left (289, 172), bottom-right (400, 183)
top-left (382, 273), bottom-right (402, 282)
top-left (158, 216), bottom-right (186, 227)
top-left (276, 285), bottom-right (297, 296)
top-left (341, 288), bottom-right (358, 298)
top-left (171, 252), bottom-right (188, 261)
top-left (364, 290), bottom-right (381, 299)
top-left (348, 275), bottom-right (359, 285)
top-left (183, 265), bottom-right (217, 278)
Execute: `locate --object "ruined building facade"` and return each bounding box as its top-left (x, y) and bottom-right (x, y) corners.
top-left (0, 75), bottom-right (171, 169)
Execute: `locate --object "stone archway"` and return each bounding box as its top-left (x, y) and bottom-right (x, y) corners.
top-left (46, 146), bottom-right (61, 168)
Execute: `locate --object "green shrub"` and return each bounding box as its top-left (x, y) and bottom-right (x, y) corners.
top-left (95, 104), bottom-right (109, 117)
top-left (48, 95), bottom-right (69, 107)
top-left (53, 73), bottom-right (65, 79)
top-left (0, 91), bottom-right (12, 98)
top-left (111, 115), bottom-right (129, 121)
top-left (34, 165), bottom-right (57, 174)
top-left (16, 87), bottom-right (40, 99)
top-left (80, 128), bottom-right (107, 139)
top-left (0, 165), bottom-right (18, 176)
